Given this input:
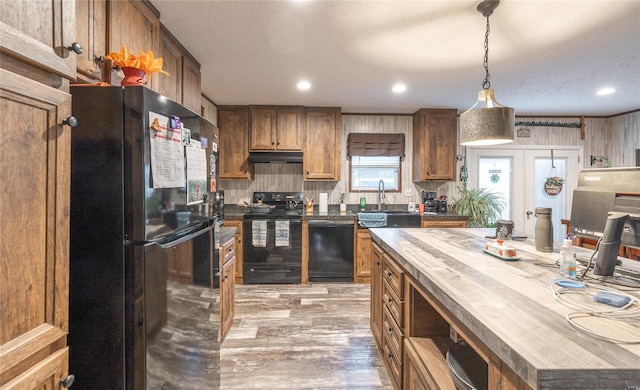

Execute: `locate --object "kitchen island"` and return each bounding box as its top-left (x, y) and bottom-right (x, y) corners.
top-left (370, 228), bottom-right (640, 389)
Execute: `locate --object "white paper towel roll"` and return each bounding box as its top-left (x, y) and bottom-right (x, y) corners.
top-left (319, 193), bottom-right (328, 213)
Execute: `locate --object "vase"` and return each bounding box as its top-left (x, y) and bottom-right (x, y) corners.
top-left (121, 67), bottom-right (147, 87)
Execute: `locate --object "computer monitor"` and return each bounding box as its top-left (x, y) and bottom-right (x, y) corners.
top-left (593, 212), bottom-right (629, 276)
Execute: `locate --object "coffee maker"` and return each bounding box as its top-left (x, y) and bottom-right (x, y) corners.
top-left (422, 191), bottom-right (438, 213)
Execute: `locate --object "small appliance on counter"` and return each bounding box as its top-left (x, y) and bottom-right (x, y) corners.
top-left (438, 195), bottom-right (448, 213)
top-left (422, 191), bottom-right (439, 213)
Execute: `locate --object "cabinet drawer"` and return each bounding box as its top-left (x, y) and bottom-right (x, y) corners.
top-left (221, 238), bottom-right (235, 265)
top-left (383, 305), bottom-right (403, 359)
top-left (383, 331), bottom-right (403, 390)
top-left (383, 279), bottom-right (404, 329)
top-left (383, 254), bottom-right (404, 298)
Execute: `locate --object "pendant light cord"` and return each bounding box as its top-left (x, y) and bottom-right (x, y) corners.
top-left (482, 15), bottom-right (491, 90)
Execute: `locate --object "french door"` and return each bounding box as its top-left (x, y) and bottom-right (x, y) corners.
top-left (467, 147), bottom-right (582, 242)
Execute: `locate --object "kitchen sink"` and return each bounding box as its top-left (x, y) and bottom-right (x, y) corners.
top-left (357, 210), bottom-right (421, 228)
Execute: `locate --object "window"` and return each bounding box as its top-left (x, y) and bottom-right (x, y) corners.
top-left (347, 133), bottom-right (405, 192)
top-left (350, 156), bottom-right (401, 192)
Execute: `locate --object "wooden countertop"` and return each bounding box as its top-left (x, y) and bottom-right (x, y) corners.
top-left (370, 227), bottom-right (640, 389)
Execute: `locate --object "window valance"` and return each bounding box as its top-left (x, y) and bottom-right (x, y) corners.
top-left (346, 133), bottom-right (405, 158)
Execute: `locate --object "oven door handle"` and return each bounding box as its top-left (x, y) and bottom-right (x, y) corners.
top-left (248, 268), bottom-right (295, 273)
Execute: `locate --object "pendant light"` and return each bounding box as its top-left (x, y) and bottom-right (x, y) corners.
top-left (460, 0), bottom-right (515, 146)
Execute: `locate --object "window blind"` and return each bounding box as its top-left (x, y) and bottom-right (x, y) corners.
top-left (346, 133), bottom-right (405, 158)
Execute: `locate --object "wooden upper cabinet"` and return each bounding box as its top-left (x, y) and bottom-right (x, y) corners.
top-left (158, 25), bottom-right (183, 103)
top-left (0, 69), bottom-right (71, 387)
top-left (181, 53), bottom-right (201, 113)
top-left (219, 107), bottom-right (252, 180)
top-left (108, 0), bottom-right (160, 90)
top-left (412, 108), bottom-right (458, 182)
top-left (250, 106), bottom-right (303, 151)
top-left (303, 107), bottom-right (342, 180)
top-left (158, 24), bottom-right (201, 113)
top-left (0, 0), bottom-right (77, 81)
top-left (75, 0), bottom-right (108, 83)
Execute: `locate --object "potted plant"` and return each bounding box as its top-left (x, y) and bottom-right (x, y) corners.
top-left (450, 187), bottom-right (505, 228)
top-left (544, 176), bottom-right (564, 195)
top-left (339, 192), bottom-right (346, 213)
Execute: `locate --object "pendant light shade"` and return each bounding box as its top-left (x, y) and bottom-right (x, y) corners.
top-left (460, 89), bottom-right (514, 146)
top-left (460, 0), bottom-right (515, 146)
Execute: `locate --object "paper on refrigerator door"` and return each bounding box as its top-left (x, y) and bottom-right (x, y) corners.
top-left (148, 111), bottom-right (185, 188)
top-left (252, 220), bottom-right (267, 247)
top-left (275, 221), bottom-right (290, 247)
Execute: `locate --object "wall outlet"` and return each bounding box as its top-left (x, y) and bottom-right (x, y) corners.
top-left (404, 189), bottom-right (412, 197)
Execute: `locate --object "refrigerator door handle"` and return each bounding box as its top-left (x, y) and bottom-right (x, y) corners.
top-left (126, 222), bottom-right (215, 248)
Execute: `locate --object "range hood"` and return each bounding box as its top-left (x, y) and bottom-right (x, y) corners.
top-left (247, 151), bottom-right (303, 163)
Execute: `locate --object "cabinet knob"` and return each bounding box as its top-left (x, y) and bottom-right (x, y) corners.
top-left (67, 42), bottom-right (83, 55)
top-left (271, 141), bottom-right (275, 145)
top-left (137, 317), bottom-right (144, 327)
top-left (60, 374), bottom-right (75, 388)
top-left (386, 272), bottom-right (392, 277)
top-left (376, 261), bottom-right (381, 266)
top-left (387, 353), bottom-right (393, 359)
top-left (387, 297), bottom-right (393, 303)
top-left (95, 55), bottom-right (105, 63)
top-left (388, 326), bottom-right (393, 332)
top-left (62, 116), bottom-right (78, 128)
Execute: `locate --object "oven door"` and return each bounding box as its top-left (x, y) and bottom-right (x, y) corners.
top-left (242, 218), bottom-right (302, 284)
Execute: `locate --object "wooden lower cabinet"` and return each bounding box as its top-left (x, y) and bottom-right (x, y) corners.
top-left (219, 236), bottom-right (236, 342)
top-left (224, 219), bottom-right (244, 284)
top-left (167, 239), bottom-right (194, 284)
top-left (355, 228), bottom-right (372, 283)
top-left (1, 348), bottom-right (70, 390)
top-left (381, 254), bottom-right (404, 390)
top-left (0, 70), bottom-right (72, 387)
top-left (370, 242), bottom-right (384, 347)
top-left (421, 219), bottom-right (468, 228)
top-left (371, 239), bottom-right (530, 390)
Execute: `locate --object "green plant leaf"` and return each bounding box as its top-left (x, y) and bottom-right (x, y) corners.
top-left (450, 187), bottom-right (506, 228)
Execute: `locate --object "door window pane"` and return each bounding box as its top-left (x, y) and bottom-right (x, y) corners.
top-left (478, 157), bottom-right (511, 220)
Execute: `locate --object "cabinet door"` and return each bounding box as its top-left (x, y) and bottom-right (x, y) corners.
top-left (108, 0), bottom-right (160, 90)
top-left (181, 54), bottom-right (201, 114)
top-left (224, 220), bottom-right (244, 284)
top-left (1, 348), bottom-right (70, 390)
top-left (250, 108), bottom-right (277, 150)
top-left (276, 108), bottom-right (303, 151)
top-left (75, 0), bottom-right (108, 83)
top-left (0, 69), bottom-right (71, 385)
top-left (303, 108), bottom-right (341, 180)
top-left (219, 107), bottom-right (252, 180)
top-left (220, 256), bottom-right (235, 342)
top-left (158, 26), bottom-right (183, 104)
top-left (412, 109), bottom-right (457, 181)
top-left (0, 0), bottom-right (77, 80)
top-left (355, 229), bottom-right (372, 283)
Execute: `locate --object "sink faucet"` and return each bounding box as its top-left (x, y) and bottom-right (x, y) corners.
top-left (377, 180), bottom-right (386, 211)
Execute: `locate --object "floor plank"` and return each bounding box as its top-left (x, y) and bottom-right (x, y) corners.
top-left (220, 283), bottom-right (393, 389)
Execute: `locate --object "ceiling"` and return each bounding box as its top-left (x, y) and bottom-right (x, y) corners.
top-left (151, 0), bottom-right (640, 117)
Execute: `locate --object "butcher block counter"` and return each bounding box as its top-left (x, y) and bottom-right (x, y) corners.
top-left (369, 227), bottom-right (640, 390)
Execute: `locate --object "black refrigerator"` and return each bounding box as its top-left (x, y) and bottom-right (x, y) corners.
top-left (69, 86), bottom-right (221, 389)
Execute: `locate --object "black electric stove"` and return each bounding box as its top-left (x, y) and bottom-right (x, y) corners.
top-left (243, 192), bottom-right (304, 220)
top-left (242, 192), bottom-right (304, 284)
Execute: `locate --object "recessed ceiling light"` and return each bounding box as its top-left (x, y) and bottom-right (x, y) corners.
top-left (596, 87), bottom-right (616, 96)
top-left (392, 83), bottom-right (407, 94)
top-left (297, 80), bottom-right (311, 90)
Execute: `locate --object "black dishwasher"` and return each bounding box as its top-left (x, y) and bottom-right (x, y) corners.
top-left (308, 220), bottom-right (354, 282)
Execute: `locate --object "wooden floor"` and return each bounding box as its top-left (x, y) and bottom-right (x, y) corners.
top-left (220, 283), bottom-right (393, 389)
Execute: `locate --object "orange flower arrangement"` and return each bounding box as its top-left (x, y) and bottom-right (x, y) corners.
top-left (105, 45), bottom-right (169, 78)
